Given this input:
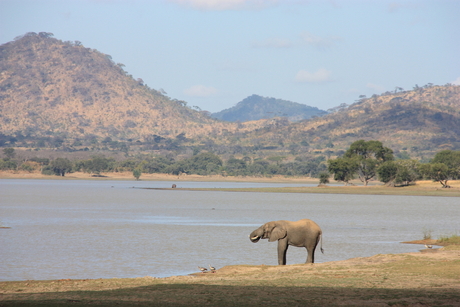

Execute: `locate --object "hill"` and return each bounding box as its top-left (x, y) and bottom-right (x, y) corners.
top-left (1, 33), bottom-right (459, 162)
top-left (238, 84), bottom-right (460, 159)
top-left (211, 94), bottom-right (326, 122)
top-left (0, 32), bottom-right (256, 145)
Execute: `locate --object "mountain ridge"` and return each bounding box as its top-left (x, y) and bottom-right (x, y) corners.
top-left (1, 33), bottom-right (459, 160)
top-left (211, 94), bottom-right (327, 122)
top-left (237, 84), bottom-right (460, 158)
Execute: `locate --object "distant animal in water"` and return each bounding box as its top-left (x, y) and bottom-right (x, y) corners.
top-left (425, 244), bottom-right (433, 249)
top-left (198, 266), bottom-right (207, 273)
top-left (172, 184), bottom-right (177, 188)
top-left (250, 219), bottom-right (323, 265)
top-left (209, 265), bottom-right (216, 273)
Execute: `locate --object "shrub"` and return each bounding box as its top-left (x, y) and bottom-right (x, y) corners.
top-left (319, 172), bottom-right (330, 185)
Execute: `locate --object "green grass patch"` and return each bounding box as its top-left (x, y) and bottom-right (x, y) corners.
top-left (438, 234), bottom-right (460, 245)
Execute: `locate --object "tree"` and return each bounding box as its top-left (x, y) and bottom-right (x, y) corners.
top-left (0, 159), bottom-right (17, 170)
top-left (420, 150), bottom-right (460, 188)
top-left (431, 150), bottom-right (460, 179)
top-left (420, 163), bottom-right (450, 188)
top-left (344, 140), bottom-right (394, 186)
top-left (327, 158), bottom-right (357, 185)
top-left (188, 152), bottom-right (222, 175)
top-left (225, 158), bottom-right (247, 176)
top-left (133, 168), bottom-right (142, 180)
top-left (77, 156), bottom-right (113, 175)
top-left (394, 159), bottom-right (421, 186)
top-left (318, 172), bottom-right (330, 185)
top-left (3, 148), bottom-right (15, 160)
top-left (377, 161), bottom-right (398, 186)
top-left (51, 158), bottom-right (72, 176)
top-left (142, 156), bottom-right (173, 173)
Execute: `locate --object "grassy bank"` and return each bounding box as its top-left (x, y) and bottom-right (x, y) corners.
top-left (1, 247), bottom-right (459, 306)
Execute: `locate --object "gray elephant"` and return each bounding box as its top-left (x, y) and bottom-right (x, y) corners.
top-left (249, 219), bottom-right (323, 265)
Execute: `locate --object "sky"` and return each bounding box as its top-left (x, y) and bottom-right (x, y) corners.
top-left (1, 0), bottom-right (459, 113)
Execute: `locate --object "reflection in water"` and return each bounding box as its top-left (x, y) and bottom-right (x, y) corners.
top-left (1, 179), bottom-right (459, 280)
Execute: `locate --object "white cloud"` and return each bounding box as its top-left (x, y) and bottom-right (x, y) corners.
top-left (300, 31), bottom-right (341, 50)
top-left (168, 0), bottom-right (280, 11)
top-left (294, 68), bottom-right (332, 83)
top-left (252, 37), bottom-right (293, 49)
top-left (366, 82), bottom-right (385, 93)
top-left (452, 77), bottom-right (460, 85)
top-left (184, 85), bottom-right (218, 97)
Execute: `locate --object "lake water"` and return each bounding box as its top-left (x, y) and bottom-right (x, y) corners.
top-left (1, 179), bottom-right (459, 281)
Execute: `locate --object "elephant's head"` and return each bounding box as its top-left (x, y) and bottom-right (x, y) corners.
top-left (249, 221), bottom-right (287, 243)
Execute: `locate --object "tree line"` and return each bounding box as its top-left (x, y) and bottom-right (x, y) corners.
top-left (326, 140), bottom-right (460, 188)
top-left (0, 149), bottom-right (327, 179)
top-left (1, 142), bottom-right (459, 187)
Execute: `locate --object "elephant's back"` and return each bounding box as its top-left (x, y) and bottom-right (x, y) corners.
top-left (297, 219), bottom-right (322, 230)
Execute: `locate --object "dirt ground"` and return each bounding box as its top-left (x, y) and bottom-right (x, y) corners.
top-left (0, 169), bottom-right (320, 183)
top-left (1, 246), bottom-right (459, 306)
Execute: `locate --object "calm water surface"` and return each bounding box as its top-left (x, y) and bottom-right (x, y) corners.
top-left (1, 179), bottom-right (459, 281)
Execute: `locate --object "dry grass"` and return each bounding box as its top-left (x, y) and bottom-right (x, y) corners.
top-left (0, 170), bottom-right (318, 183)
top-left (184, 181), bottom-right (460, 197)
top-left (1, 248), bottom-right (459, 306)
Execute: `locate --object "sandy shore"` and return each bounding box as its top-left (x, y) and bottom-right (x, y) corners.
top-left (0, 170), bottom-right (322, 183)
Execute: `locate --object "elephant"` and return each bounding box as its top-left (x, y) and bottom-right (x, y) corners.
top-left (249, 219), bottom-right (323, 265)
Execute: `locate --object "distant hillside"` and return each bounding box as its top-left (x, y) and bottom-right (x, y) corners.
top-left (211, 95), bottom-right (326, 122)
top-left (238, 84), bottom-right (460, 158)
top-left (0, 32), bottom-right (249, 143)
top-left (1, 33), bottom-right (459, 161)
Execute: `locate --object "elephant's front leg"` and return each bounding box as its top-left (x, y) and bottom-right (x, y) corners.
top-left (277, 240), bottom-right (288, 265)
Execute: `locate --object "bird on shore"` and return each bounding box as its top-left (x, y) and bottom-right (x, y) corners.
top-left (198, 266), bottom-right (208, 273)
top-left (425, 244), bottom-right (433, 249)
top-left (209, 265), bottom-right (216, 273)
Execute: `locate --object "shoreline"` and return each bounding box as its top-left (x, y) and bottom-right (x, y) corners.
top-left (1, 246), bottom-right (459, 306)
top-left (0, 170), bottom-right (320, 183)
top-left (2, 170), bottom-right (460, 197)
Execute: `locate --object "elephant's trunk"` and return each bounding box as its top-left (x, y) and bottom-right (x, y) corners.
top-left (250, 235), bottom-right (260, 243)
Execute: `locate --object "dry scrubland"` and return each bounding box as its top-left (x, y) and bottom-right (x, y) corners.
top-left (2, 171), bottom-right (460, 306)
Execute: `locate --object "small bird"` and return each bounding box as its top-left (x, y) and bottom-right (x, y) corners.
top-left (209, 265), bottom-right (216, 273)
top-left (425, 244), bottom-right (433, 249)
top-left (198, 266), bottom-right (208, 273)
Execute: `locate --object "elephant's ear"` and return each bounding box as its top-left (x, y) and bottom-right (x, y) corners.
top-left (269, 226), bottom-right (287, 242)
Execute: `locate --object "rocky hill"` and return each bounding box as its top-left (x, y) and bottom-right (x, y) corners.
top-left (0, 32), bottom-right (256, 144)
top-left (238, 84), bottom-right (460, 159)
top-left (1, 33), bottom-right (459, 161)
top-left (211, 94), bottom-right (326, 122)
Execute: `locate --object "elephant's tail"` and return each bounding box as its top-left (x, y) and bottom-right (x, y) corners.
top-left (319, 233), bottom-right (324, 254)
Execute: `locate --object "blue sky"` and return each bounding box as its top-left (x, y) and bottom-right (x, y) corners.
top-left (1, 0), bottom-right (459, 113)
